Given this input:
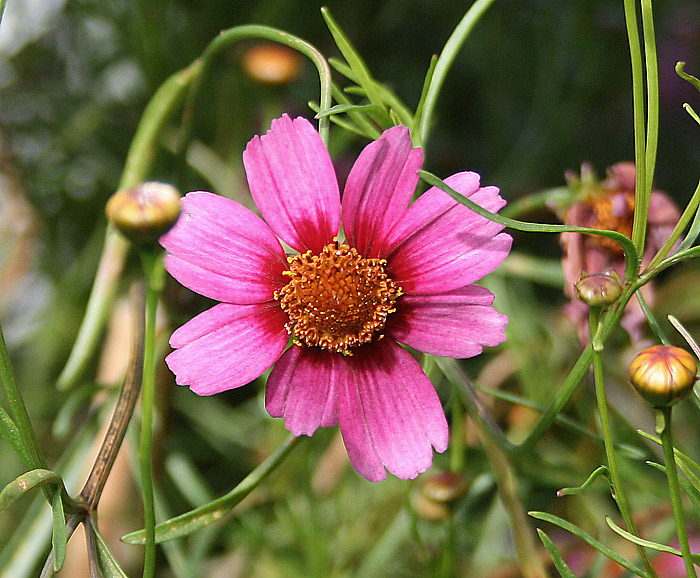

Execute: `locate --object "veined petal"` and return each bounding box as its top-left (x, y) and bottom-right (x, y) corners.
top-left (342, 125), bottom-right (423, 258)
top-left (266, 346), bottom-right (339, 436)
top-left (385, 172), bottom-right (512, 294)
top-left (243, 115), bottom-right (340, 253)
top-left (167, 302), bottom-right (288, 396)
top-left (161, 192), bottom-right (287, 304)
top-left (338, 339), bottom-right (448, 482)
top-left (387, 286), bottom-right (508, 358)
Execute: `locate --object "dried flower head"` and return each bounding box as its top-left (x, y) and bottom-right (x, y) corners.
top-left (556, 163), bottom-right (680, 345)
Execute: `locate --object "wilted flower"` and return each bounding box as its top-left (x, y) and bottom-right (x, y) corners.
top-left (629, 344), bottom-right (697, 407)
top-left (555, 162), bottom-right (680, 345)
top-left (161, 115), bottom-right (511, 481)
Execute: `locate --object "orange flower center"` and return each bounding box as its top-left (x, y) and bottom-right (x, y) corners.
top-left (585, 191), bottom-right (635, 254)
top-left (274, 240), bottom-right (402, 353)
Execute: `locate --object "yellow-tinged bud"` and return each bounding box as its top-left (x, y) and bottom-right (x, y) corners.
top-left (629, 345), bottom-right (697, 407)
top-left (242, 44), bottom-right (302, 86)
top-left (574, 270), bottom-right (622, 307)
top-left (106, 182), bottom-right (181, 245)
top-left (412, 471), bottom-right (469, 521)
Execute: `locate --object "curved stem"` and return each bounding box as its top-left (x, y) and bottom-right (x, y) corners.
top-left (656, 406), bottom-right (698, 578)
top-left (590, 308), bottom-right (658, 577)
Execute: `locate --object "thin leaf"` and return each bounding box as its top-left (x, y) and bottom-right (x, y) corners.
top-left (321, 7), bottom-right (392, 127)
top-left (122, 434), bottom-right (299, 544)
top-left (557, 466), bottom-right (610, 497)
top-left (308, 100), bottom-right (371, 138)
top-left (411, 54), bottom-right (438, 147)
top-left (92, 524), bottom-right (129, 578)
top-left (605, 516), bottom-right (700, 563)
top-left (0, 406), bottom-right (34, 466)
top-left (646, 461), bottom-right (700, 525)
top-left (638, 429), bottom-right (700, 492)
top-left (536, 529), bottom-right (577, 578)
top-left (0, 469), bottom-right (63, 514)
top-left (51, 491), bottom-right (67, 572)
top-left (529, 511), bottom-right (650, 577)
top-left (315, 102), bottom-right (384, 118)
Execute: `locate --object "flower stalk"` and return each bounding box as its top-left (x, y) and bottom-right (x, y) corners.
top-left (589, 307), bottom-right (657, 577)
top-left (656, 406), bottom-right (698, 578)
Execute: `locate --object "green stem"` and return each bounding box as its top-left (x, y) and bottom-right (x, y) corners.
top-left (623, 0), bottom-right (648, 255)
top-left (138, 250), bottom-right (165, 578)
top-left (641, 0), bottom-right (659, 198)
top-left (416, 0), bottom-right (498, 145)
top-left (56, 61), bottom-right (202, 392)
top-left (656, 406), bottom-right (698, 578)
top-left (590, 308), bottom-right (658, 577)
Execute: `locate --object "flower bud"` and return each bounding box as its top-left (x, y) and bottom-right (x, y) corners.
top-left (629, 345), bottom-right (697, 407)
top-left (574, 270), bottom-right (622, 307)
top-left (412, 471), bottom-right (469, 521)
top-left (241, 44), bottom-right (302, 86)
top-left (106, 182), bottom-right (181, 245)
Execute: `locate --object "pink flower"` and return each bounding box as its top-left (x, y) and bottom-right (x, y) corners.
top-left (161, 115), bottom-right (511, 481)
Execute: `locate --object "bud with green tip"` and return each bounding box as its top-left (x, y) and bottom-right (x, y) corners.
top-left (574, 270), bottom-right (622, 307)
top-left (412, 471), bottom-right (469, 521)
top-left (629, 345), bottom-right (697, 407)
top-left (106, 182), bottom-right (181, 245)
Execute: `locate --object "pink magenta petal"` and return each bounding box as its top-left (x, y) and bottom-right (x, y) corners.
top-left (166, 302), bottom-right (289, 396)
top-left (386, 285), bottom-right (507, 358)
top-left (242, 115), bottom-right (340, 253)
top-left (342, 125), bottom-right (423, 258)
top-left (266, 346), bottom-right (339, 436)
top-left (161, 192), bottom-right (288, 304)
top-left (338, 339), bottom-right (448, 482)
top-left (385, 172), bottom-right (512, 294)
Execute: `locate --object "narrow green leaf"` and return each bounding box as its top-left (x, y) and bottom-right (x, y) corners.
top-left (308, 100), bottom-right (371, 138)
top-left (0, 407), bottom-right (34, 466)
top-left (315, 102), bottom-right (384, 118)
top-left (536, 529), bottom-right (577, 578)
top-left (321, 7), bottom-right (392, 127)
top-left (0, 469), bottom-right (63, 514)
top-left (646, 461), bottom-right (700, 523)
top-left (638, 429), bottom-right (700, 492)
top-left (412, 54), bottom-right (438, 147)
top-left (557, 466), bottom-right (610, 497)
top-left (683, 103), bottom-right (700, 126)
top-left (122, 434), bottom-right (299, 544)
top-left (92, 524), bottom-right (129, 578)
top-left (51, 490), bottom-right (67, 572)
top-left (529, 511), bottom-right (650, 577)
top-left (605, 516), bottom-right (700, 563)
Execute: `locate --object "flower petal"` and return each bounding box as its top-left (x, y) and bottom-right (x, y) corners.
top-left (166, 302), bottom-right (288, 396)
top-left (338, 339), bottom-right (448, 482)
top-left (342, 125), bottom-right (423, 258)
top-left (266, 346), bottom-right (339, 436)
top-left (242, 115), bottom-right (340, 253)
top-left (161, 192), bottom-right (288, 304)
top-left (385, 172), bottom-right (512, 294)
top-left (387, 285), bottom-right (508, 358)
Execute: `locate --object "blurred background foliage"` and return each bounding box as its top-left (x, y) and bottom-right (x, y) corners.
top-left (2, 0), bottom-right (700, 576)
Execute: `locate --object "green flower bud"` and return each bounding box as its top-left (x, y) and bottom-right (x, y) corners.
top-left (574, 270), bottom-right (622, 307)
top-left (629, 345), bottom-right (697, 407)
top-left (106, 182), bottom-right (181, 245)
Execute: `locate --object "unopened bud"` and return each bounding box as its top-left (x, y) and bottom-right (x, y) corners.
top-left (574, 270), bottom-right (622, 307)
top-left (242, 44), bottom-right (302, 86)
top-left (412, 471), bottom-right (469, 521)
top-left (629, 345), bottom-right (697, 407)
top-left (106, 182), bottom-right (181, 245)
